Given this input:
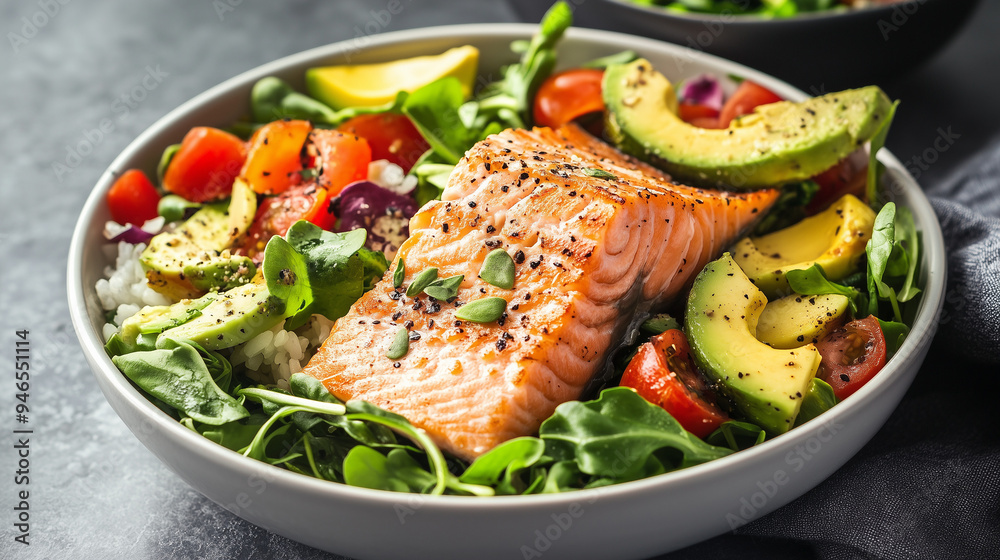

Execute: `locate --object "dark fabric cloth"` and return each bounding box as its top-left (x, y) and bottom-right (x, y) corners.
top-left (665, 136), bottom-right (1000, 560)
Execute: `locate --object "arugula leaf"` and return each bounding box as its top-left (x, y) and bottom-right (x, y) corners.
top-left (640, 314), bottom-right (681, 336)
top-left (112, 338), bottom-right (248, 425)
top-left (539, 387), bottom-right (731, 478)
top-left (539, 461), bottom-right (586, 493)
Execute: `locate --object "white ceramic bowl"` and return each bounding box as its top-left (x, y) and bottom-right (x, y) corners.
top-left (67, 24), bottom-right (946, 560)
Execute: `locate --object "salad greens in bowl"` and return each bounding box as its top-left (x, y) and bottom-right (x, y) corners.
top-left (68, 4), bottom-right (945, 558)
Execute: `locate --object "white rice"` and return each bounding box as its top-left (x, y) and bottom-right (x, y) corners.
top-left (230, 314), bottom-right (335, 390)
top-left (96, 242), bottom-right (174, 339)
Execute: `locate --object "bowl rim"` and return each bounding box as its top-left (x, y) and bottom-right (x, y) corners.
top-left (67, 22), bottom-right (947, 513)
top-left (602, 0), bottom-right (933, 23)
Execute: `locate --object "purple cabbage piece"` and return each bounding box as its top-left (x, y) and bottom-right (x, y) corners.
top-left (104, 221), bottom-right (155, 244)
top-left (337, 181), bottom-right (418, 258)
top-left (679, 74), bottom-right (724, 110)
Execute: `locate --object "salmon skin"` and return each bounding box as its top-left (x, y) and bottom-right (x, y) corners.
top-left (303, 124), bottom-right (779, 461)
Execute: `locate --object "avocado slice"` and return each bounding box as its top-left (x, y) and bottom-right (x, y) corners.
top-left (756, 293), bottom-right (849, 349)
top-left (685, 253), bottom-right (820, 435)
top-left (141, 201), bottom-right (256, 300)
top-left (306, 46), bottom-right (479, 110)
top-left (603, 59), bottom-right (893, 188)
top-left (118, 293), bottom-right (217, 351)
top-left (733, 194), bottom-right (875, 298)
top-left (159, 274), bottom-right (285, 351)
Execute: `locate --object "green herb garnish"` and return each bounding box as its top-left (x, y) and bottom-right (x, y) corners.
top-left (479, 249), bottom-right (516, 290)
top-left (406, 267), bottom-right (439, 297)
top-left (424, 274), bottom-right (464, 301)
top-left (393, 259), bottom-right (405, 288)
top-left (455, 297), bottom-right (507, 323)
top-left (582, 168), bottom-right (617, 180)
top-left (386, 327), bottom-right (410, 360)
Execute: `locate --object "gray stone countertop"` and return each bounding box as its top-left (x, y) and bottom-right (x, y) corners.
top-left (0, 1), bottom-right (997, 558)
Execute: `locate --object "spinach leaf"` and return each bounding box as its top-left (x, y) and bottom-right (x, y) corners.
top-left (112, 338), bottom-right (248, 425)
top-left (264, 222), bottom-right (386, 330)
top-left (251, 76), bottom-right (339, 124)
top-left (640, 314), bottom-right (681, 336)
top-left (539, 461), bottom-right (586, 493)
top-left (786, 264), bottom-right (862, 315)
top-left (794, 378), bottom-right (837, 427)
top-left (343, 446), bottom-right (411, 492)
top-left (581, 50), bottom-right (639, 70)
top-left (878, 318), bottom-right (910, 356)
top-left (866, 101), bottom-right (900, 207)
top-left (752, 180), bottom-right (820, 236)
top-left (866, 202), bottom-right (901, 320)
top-left (200, 414), bottom-right (269, 451)
top-left (705, 420), bottom-right (767, 451)
top-left (539, 387), bottom-right (731, 478)
top-left (894, 207), bottom-right (922, 303)
top-left (402, 77), bottom-right (473, 165)
top-left (460, 437), bottom-right (547, 495)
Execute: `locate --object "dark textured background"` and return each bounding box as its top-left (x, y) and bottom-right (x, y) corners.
top-left (1, 1), bottom-right (997, 558)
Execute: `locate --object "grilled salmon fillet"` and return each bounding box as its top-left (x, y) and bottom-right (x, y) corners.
top-left (303, 124), bottom-right (780, 461)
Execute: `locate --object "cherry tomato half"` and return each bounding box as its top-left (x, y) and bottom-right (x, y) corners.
top-left (533, 68), bottom-right (605, 129)
top-left (312, 130), bottom-right (371, 197)
top-left (106, 169), bottom-right (161, 225)
top-left (718, 81), bottom-right (784, 128)
top-left (678, 102), bottom-right (722, 129)
top-left (241, 120), bottom-right (312, 195)
top-left (816, 315), bottom-right (887, 401)
top-left (162, 127), bottom-right (247, 203)
top-left (338, 113), bottom-right (429, 172)
top-left (620, 329), bottom-right (729, 438)
top-left (808, 148), bottom-right (869, 214)
top-left (238, 183), bottom-right (335, 262)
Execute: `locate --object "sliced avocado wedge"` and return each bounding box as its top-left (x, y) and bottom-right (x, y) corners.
top-left (306, 46), bottom-right (479, 110)
top-left (141, 201), bottom-right (255, 300)
top-left (158, 274), bottom-right (285, 351)
top-left (756, 293), bottom-right (850, 349)
top-left (604, 59), bottom-right (894, 188)
top-left (733, 194), bottom-right (875, 298)
top-left (685, 253), bottom-right (821, 435)
top-left (118, 293), bottom-right (217, 351)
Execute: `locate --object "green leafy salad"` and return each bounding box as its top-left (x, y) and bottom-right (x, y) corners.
top-left (99, 2), bottom-right (922, 497)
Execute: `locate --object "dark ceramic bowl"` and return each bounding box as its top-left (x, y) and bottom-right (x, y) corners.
top-left (507, 0), bottom-right (981, 90)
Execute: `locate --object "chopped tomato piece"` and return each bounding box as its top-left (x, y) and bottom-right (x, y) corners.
top-left (620, 329), bottom-right (729, 438)
top-left (718, 81), bottom-right (783, 128)
top-left (679, 102), bottom-right (720, 123)
top-left (162, 127), bottom-right (247, 202)
top-left (241, 120), bottom-right (312, 195)
top-left (237, 183), bottom-right (335, 262)
top-left (808, 148), bottom-right (869, 213)
top-left (106, 169), bottom-right (161, 225)
top-left (338, 113), bottom-right (429, 172)
top-left (312, 130), bottom-right (371, 197)
top-left (533, 68), bottom-right (605, 128)
top-left (816, 315), bottom-right (887, 400)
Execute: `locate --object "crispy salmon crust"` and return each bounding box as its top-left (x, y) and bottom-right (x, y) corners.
top-left (303, 124), bottom-right (780, 460)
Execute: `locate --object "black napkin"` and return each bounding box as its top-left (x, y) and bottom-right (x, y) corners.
top-left (664, 136), bottom-right (1000, 559)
